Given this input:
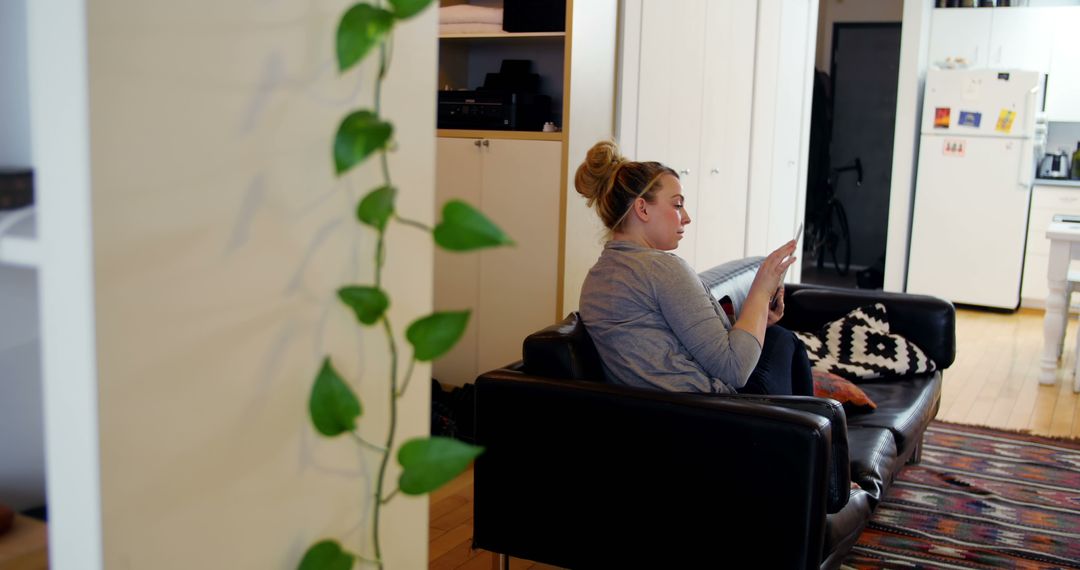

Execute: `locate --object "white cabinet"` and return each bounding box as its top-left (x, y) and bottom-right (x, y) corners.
top-left (1021, 184), bottom-right (1080, 308)
top-left (928, 7), bottom-right (1053, 73)
top-left (626, 0), bottom-right (758, 271)
top-left (433, 137), bottom-right (561, 385)
top-left (1046, 8), bottom-right (1080, 122)
top-left (929, 9), bottom-right (992, 69)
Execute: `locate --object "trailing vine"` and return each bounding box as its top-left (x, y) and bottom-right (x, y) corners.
top-left (298, 1), bottom-right (511, 568)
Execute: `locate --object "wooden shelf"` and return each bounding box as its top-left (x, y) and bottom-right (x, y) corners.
top-left (0, 207), bottom-right (39, 268)
top-left (439, 32), bottom-right (565, 40)
top-left (437, 129), bottom-right (564, 142)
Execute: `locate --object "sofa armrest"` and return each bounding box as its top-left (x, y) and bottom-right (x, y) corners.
top-left (473, 370), bottom-right (832, 569)
top-left (722, 394), bottom-right (850, 513)
top-left (779, 284), bottom-right (957, 369)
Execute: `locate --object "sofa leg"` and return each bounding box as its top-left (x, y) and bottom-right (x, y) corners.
top-left (490, 553), bottom-right (510, 570)
top-left (907, 439), bottom-right (923, 465)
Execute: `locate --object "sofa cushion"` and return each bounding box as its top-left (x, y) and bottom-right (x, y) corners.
top-left (795, 303), bottom-right (937, 381)
top-left (848, 372), bottom-right (942, 452)
top-left (846, 426), bottom-right (899, 503)
top-left (823, 488), bottom-right (873, 566)
top-left (699, 256), bottom-right (763, 320)
top-left (812, 370), bottom-right (876, 414)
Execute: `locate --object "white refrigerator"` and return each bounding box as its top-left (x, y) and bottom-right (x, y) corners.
top-left (906, 68), bottom-right (1045, 310)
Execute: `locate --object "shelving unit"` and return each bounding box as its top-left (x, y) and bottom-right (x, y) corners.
top-left (432, 0), bottom-right (618, 386)
top-left (0, 207), bottom-right (40, 268)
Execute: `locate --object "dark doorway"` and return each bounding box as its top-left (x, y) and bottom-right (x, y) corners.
top-left (803, 23), bottom-right (901, 290)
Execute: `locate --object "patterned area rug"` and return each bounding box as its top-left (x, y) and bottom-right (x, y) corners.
top-left (842, 422), bottom-right (1080, 569)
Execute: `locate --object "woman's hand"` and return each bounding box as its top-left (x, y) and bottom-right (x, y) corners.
top-left (733, 240), bottom-right (798, 345)
top-left (750, 239), bottom-right (798, 303)
top-left (767, 286), bottom-right (784, 325)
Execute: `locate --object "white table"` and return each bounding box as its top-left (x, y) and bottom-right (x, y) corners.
top-left (1040, 221), bottom-right (1080, 392)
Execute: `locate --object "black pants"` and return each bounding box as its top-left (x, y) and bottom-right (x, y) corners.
top-left (737, 325), bottom-right (814, 396)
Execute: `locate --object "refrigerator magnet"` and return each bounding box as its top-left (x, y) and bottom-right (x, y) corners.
top-left (934, 107), bottom-right (951, 129)
top-left (995, 109), bottom-right (1016, 134)
top-left (942, 139), bottom-right (966, 157)
top-left (958, 111), bottom-right (981, 128)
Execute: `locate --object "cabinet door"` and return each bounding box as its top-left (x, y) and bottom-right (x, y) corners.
top-left (1046, 8), bottom-right (1080, 122)
top-left (989, 8), bottom-right (1053, 73)
top-left (433, 138), bottom-right (483, 386)
top-left (928, 9), bottom-right (992, 69)
top-left (1021, 186), bottom-right (1080, 307)
top-left (694, 0), bottom-right (755, 270)
top-left (475, 139), bottom-right (561, 374)
top-left (635, 0), bottom-right (707, 267)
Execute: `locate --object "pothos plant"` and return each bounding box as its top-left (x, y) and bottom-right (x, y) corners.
top-left (298, 1), bottom-right (511, 568)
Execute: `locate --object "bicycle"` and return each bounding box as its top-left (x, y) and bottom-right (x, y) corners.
top-left (809, 158), bottom-right (861, 276)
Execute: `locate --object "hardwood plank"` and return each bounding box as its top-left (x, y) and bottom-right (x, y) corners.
top-left (430, 538), bottom-right (485, 570)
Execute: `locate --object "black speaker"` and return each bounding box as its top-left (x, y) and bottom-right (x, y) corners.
top-left (502, 0), bottom-right (566, 33)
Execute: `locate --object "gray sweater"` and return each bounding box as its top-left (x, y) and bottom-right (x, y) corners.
top-left (579, 240), bottom-right (762, 393)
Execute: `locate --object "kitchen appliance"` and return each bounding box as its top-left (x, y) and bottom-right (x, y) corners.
top-left (906, 69), bottom-right (1045, 309)
top-left (1039, 151), bottom-right (1071, 179)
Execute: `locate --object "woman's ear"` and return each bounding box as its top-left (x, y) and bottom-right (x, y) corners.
top-left (632, 197), bottom-right (649, 222)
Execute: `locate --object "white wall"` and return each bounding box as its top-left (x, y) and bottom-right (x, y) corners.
top-left (0, 0), bottom-right (31, 166)
top-left (561, 1), bottom-right (619, 315)
top-left (30, 0), bottom-right (437, 567)
top-left (815, 0), bottom-right (903, 71)
top-left (885, 0), bottom-right (934, 291)
top-left (0, 0), bottom-right (46, 514)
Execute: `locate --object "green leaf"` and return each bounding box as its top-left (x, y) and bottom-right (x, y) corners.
top-left (338, 286), bottom-right (389, 325)
top-left (388, 0), bottom-right (436, 19)
top-left (357, 185), bottom-right (397, 232)
top-left (334, 110), bottom-right (393, 175)
top-left (397, 436), bottom-right (484, 495)
top-left (406, 311), bottom-right (470, 361)
top-left (336, 3), bottom-right (395, 72)
top-left (433, 200), bottom-right (514, 251)
top-left (309, 358), bottom-right (362, 437)
top-left (298, 539), bottom-right (355, 570)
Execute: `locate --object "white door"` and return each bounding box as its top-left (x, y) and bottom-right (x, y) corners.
top-left (694, 0), bottom-right (755, 270)
top-left (635, 0), bottom-right (707, 267)
top-left (907, 136), bottom-right (1031, 309)
top-left (928, 9), bottom-right (992, 69)
top-left (476, 139), bottom-right (562, 375)
top-left (433, 138), bottom-right (483, 386)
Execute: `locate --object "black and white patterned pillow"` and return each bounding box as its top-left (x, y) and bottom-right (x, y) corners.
top-left (793, 303), bottom-right (936, 381)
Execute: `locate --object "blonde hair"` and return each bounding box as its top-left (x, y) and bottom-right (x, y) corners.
top-left (574, 140), bottom-right (677, 231)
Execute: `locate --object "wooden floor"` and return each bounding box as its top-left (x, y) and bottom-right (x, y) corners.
top-left (429, 307), bottom-right (1080, 568)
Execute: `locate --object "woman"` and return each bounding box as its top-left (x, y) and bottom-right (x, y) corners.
top-left (576, 140), bottom-right (813, 396)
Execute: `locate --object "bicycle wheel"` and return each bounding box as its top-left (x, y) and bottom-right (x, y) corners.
top-left (828, 199), bottom-right (852, 276)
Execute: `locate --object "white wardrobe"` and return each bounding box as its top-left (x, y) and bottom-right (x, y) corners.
top-left (615, 0), bottom-right (819, 275)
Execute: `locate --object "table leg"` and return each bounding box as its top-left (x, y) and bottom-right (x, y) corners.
top-left (1041, 241), bottom-right (1070, 385)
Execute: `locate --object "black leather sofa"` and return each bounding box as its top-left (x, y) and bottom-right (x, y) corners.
top-left (471, 258), bottom-right (956, 569)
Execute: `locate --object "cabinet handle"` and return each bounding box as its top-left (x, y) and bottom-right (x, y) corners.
top-left (474, 140), bottom-right (482, 147)
top-left (710, 168), bottom-right (720, 175)
top-left (482, 139), bottom-right (490, 147)
top-left (678, 169), bottom-right (690, 176)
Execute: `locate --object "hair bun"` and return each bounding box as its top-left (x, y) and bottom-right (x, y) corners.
top-left (574, 140), bottom-right (625, 206)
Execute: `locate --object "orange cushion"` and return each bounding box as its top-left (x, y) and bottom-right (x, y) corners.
top-left (813, 369), bottom-right (877, 414)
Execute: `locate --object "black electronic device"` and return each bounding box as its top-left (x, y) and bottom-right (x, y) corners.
top-left (0, 169), bottom-right (33, 211)
top-left (502, 0), bottom-right (565, 32)
top-left (438, 59), bottom-right (551, 130)
top-left (437, 90), bottom-right (551, 131)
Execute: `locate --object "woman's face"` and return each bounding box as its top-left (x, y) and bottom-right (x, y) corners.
top-left (642, 173), bottom-right (691, 251)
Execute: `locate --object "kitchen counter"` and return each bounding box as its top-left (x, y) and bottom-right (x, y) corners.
top-left (1035, 178), bottom-right (1080, 189)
